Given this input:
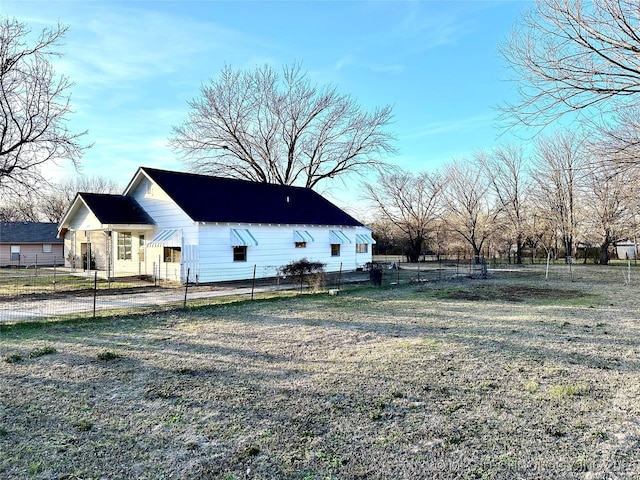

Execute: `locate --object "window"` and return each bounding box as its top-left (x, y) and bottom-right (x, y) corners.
top-left (164, 247), bottom-right (181, 263)
top-left (233, 246), bottom-right (247, 262)
top-left (331, 244), bottom-right (341, 257)
top-left (356, 243), bottom-right (368, 254)
top-left (117, 232), bottom-right (132, 260)
top-left (145, 181), bottom-right (154, 198)
top-left (42, 244), bottom-right (52, 253)
top-left (295, 242), bottom-right (307, 248)
top-left (139, 235), bottom-right (145, 262)
top-left (10, 245), bottom-right (20, 261)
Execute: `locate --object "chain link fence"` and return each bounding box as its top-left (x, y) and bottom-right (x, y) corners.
top-left (1, 258), bottom-right (637, 324)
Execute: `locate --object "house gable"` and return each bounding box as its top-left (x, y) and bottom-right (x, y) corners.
top-left (59, 193), bottom-right (155, 235)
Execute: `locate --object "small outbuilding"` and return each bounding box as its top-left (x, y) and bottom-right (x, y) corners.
top-left (0, 222), bottom-right (64, 267)
top-left (57, 167), bottom-right (375, 282)
top-left (615, 240), bottom-right (638, 260)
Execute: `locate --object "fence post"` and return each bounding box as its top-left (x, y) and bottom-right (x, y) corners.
top-left (183, 268), bottom-right (190, 309)
top-left (545, 251), bottom-right (550, 280)
top-left (53, 260), bottom-right (56, 292)
top-left (35, 254), bottom-right (38, 277)
top-left (338, 262), bottom-right (343, 289)
top-left (568, 256), bottom-right (573, 282)
top-left (93, 271), bottom-right (97, 318)
top-left (251, 264), bottom-right (257, 300)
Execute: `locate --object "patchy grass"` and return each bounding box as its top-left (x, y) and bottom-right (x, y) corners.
top-left (1, 274), bottom-right (639, 479)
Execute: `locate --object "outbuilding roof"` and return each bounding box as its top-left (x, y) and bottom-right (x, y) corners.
top-left (133, 167), bottom-right (364, 226)
top-left (0, 222), bottom-right (63, 244)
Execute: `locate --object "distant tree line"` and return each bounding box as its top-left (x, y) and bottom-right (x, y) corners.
top-left (365, 131), bottom-right (640, 266)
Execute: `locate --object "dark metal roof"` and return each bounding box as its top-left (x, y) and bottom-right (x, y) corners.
top-left (78, 193), bottom-right (155, 225)
top-left (0, 222), bottom-right (63, 244)
top-left (141, 167), bottom-right (363, 226)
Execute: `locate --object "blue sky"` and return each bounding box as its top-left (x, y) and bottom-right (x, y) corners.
top-left (1, 0), bottom-right (531, 210)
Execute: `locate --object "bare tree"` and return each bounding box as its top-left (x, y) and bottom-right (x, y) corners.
top-left (477, 145), bottom-right (531, 264)
top-left (0, 194), bottom-right (40, 222)
top-left (364, 170), bottom-right (444, 263)
top-left (531, 131), bottom-right (587, 261)
top-left (588, 108), bottom-right (640, 166)
top-left (171, 63), bottom-right (395, 189)
top-left (500, 0), bottom-right (640, 130)
top-left (582, 161), bottom-right (637, 264)
top-left (39, 175), bottom-right (121, 223)
top-left (522, 207), bottom-right (557, 264)
top-left (0, 18), bottom-right (87, 194)
top-left (442, 158), bottom-right (501, 263)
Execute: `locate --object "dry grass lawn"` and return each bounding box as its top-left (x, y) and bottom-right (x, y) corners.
top-left (1, 267), bottom-right (640, 479)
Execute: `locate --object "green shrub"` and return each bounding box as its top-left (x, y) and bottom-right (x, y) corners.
top-left (4, 353), bottom-right (23, 363)
top-left (97, 350), bottom-right (121, 361)
top-left (29, 346), bottom-right (57, 358)
top-left (549, 383), bottom-right (590, 399)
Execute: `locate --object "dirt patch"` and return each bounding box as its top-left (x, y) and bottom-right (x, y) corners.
top-left (444, 284), bottom-right (588, 302)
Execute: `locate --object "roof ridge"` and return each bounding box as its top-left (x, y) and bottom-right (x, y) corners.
top-left (140, 166), bottom-right (313, 192)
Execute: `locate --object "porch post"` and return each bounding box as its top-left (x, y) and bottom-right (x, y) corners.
top-left (107, 230), bottom-right (112, 280)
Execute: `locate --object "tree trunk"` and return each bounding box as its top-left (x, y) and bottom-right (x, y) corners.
top-left (599, 238), bottom-right (612, 265)
top-left (473, 245), bottom-right (482, 264)
top-left (406, 237), bottom-right (423, 263)
top-left (564, 237), bottom-right (573, 262)
top-left (515, 235), bottom-right (524, 265)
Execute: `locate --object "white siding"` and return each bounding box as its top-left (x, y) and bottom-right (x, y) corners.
top-left (192, 223), bottom-right (371, 283)
top-left (130, 177), bottom-right (198, 282)
top-left (68, 204), bottom-right (102, 231)
top-left (616, 243), bottom-right (637, 260)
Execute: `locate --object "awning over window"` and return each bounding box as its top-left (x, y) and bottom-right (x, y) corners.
top-left (356, 233), bottom-right (377, 244)
top-left (231, 228), bottom-right (258, 246)
top-left (294, 230), bottom-right (314, 243)
top-left (329, 230), bottom-right (351, 244)
top-left (148, 229), bottom-right (181, 247)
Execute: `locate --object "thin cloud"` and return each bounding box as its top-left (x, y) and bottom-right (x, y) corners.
top-left (370, 64), bottom-right (405, 74)
top-left (335, 56), bottom-right (354, 71)
top-left (40, 5), bottom-right (270, 93)
top-left (405, 114), bottom-right (496, 139)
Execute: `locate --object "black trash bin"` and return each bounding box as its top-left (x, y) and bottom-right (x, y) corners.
top-left (369, 267), bottom-right (383, 286)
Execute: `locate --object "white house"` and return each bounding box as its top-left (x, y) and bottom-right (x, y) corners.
top-left (58, 167), bottom-right (375, 282)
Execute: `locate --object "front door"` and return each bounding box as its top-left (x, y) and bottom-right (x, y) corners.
top-left (80, 243), bottom-right (95, 270)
